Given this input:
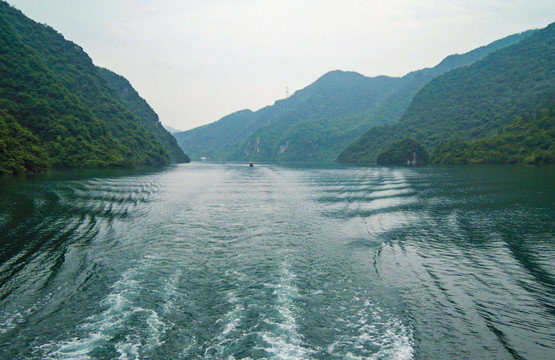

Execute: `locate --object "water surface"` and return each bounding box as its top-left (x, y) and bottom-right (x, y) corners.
top-left (0, 163), bottom-right (553, 359)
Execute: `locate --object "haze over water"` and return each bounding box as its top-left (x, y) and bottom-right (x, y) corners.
top-left (0, 163), bottom-right (553, 359)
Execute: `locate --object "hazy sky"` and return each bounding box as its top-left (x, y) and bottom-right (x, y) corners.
top-left (6, 0), bottom-right (554, 131)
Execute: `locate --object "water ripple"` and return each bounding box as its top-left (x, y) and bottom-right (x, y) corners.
top-left (0, 164), bottom-right (553, 359)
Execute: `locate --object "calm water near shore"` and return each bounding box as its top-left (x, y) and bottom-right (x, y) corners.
top-left (0, 163), bottom-right (553, 359)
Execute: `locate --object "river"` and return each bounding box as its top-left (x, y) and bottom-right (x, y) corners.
top-left (0, 163), bottom-right (553, 359)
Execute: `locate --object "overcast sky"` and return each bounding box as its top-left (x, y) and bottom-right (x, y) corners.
top-left (6, 0), bottom-right (555, 131)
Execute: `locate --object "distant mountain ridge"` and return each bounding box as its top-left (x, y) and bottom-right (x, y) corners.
top-left (174, 30), bottom-right (534, 162)
top-left (175, 71), bottom-right (404, 161)
top-left (345, 29), bottom-right (536, 131)
top-left (163, 125), bottom-right (183, 133)
top-left (337, 22), bottom-right (554, 164)
top-left (228, 71), bottom-right (403, 162)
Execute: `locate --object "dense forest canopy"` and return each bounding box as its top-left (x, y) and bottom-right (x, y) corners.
top-left (431, 105), bottom-right (555, 165)
top-left (0, 111), bottom-right (48, 174)
top-left (376, 138), bottom-right (429, 166)
top-left (0, 9), bottom-right (133, 172)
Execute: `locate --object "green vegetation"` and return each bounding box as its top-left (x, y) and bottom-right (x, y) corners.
top-left (0, 111), bottom-right (48, 175)
top-left (377, 138), bottom-right (429, 166)
top-left (0, 1), bottom-right (171, 174)
top-left (0, 9), bottom-right (132, 170)
top-left (337, 23), bottom-right (554, 164)
top-left (97, 67), bottom-right (190, 163)
top-left (432, 105), bottom-right (554, 165)
top-left (175, 31), bottom-right (532, 162)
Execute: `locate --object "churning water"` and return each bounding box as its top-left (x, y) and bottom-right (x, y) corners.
top-left (0, 163), bottom-right (553, 359)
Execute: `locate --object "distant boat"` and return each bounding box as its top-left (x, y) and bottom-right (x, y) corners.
top-left (249, 162), bottom-right (254, 167)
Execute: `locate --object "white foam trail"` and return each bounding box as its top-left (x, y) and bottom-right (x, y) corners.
top-left (38, 261), bottom-right (171, 359)
top-left (162, 269), bottom-right (182, 316)
top-left (0, 311), bottom-right (23, 335)
top-left (215, 290), bottom-right (245, 337)
top-left (328, 298), bottom-right (414, 360)
top-left (262, 262), bottom-right (313, 360)
top-left (203, 269), bottom-right (254, 358)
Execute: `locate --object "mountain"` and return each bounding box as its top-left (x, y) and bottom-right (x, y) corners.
top-left (174, 71), bottom-right (404, 161)
top-left (174, 31), bottom-right (533, 162)
top-left (97, 67), bottom-right (190, 163)
top-left (163, 125), bottom-right (182, 133)
top-left (0, 1), bottom-right (174, 174)
top-left (337, 22), bottom-right (554, 164)
top-left (173, 109), bottom-right (257, 161)
top-left (345, 30), bottom-right (535, 132)
top-left (229, 71), bottom-right (407, 162)
top-left (0, 6), bottom-right (136, 172)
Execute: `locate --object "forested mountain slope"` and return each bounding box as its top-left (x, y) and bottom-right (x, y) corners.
top-left (0, 1), bottom-right (173, 174)
top-left (0, 9), bottom-right (139, 172)
top-left (347, 30), bottom-right (535, 132)
top-left (431, 105), bottom-right (554, 165)
top-left (98, 68), bottom-right (189, 163)
top-left (337, 22), bottom-right (554, 164)
top-left (0, 112), bottom-right (48, 175)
